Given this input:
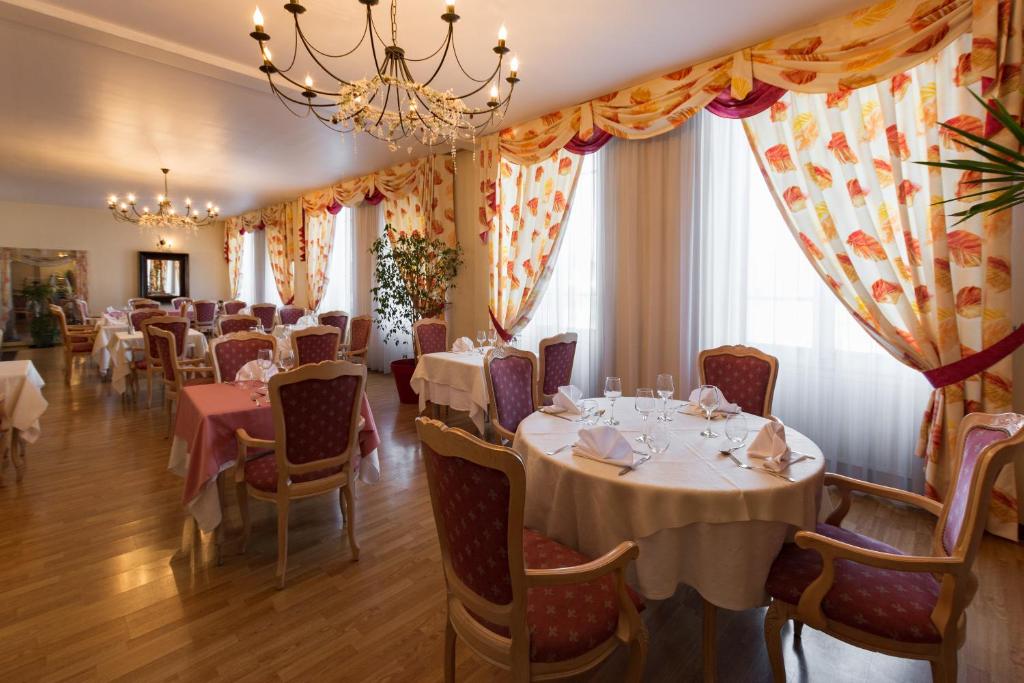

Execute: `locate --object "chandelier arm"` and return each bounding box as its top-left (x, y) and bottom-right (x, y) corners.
top-left (450, 34), bottom-right (499, 83)
top-left (296, 10), bottom-right (371, 59)
top-left (269, 81), bottom-right (321, 117)
top-left (267, 77), bottom-right (339, 109)
top-left (291, 27), bottom-right (355, 87)
top-left (418, 28), bottom-right (453, 88)
top-left (464, 82), bottom-right (516, 116)
top-left (278, 20), bottom-right (300, 72)
top-left (452, 60), bottom-right (503, 100)
top-left (367, 5), bottom-right (387, 74)
top-left (403, 23), bottom-right (453, 63)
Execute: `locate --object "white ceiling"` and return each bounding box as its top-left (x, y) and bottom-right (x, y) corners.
top-left (0, 0), bottom-right (873, 216)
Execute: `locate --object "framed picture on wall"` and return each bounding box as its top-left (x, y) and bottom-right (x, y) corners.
top-left (138, 251), bottom-right (189, 303)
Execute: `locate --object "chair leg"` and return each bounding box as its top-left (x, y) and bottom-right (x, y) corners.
top-left (276, 500), bottom-right (290, 589)
top-left (702, 598), bottom-right (717, 683)
top-left (444, 616), bottom-right (457, 683)
top-left (339, 488), bottom-right (347, 525)
top-left (930, 646), bottom-right (958, 683)
top-left (64, 352), bottom-right (72, 384)
top-left (764, 600), bottom-right (787, 683)
top-left (147, 368), bottom-right (154, 408)
top-left (12, 436), bottom-right (26, 483)
top-left (341, 485), bottom-right (360, 561)
top-left (236, 482), bottom-right (251, 552)
top-left (624, 624), bottom-right (649, 683)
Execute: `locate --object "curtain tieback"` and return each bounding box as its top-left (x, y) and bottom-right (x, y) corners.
top-left (487, 307), bottom-right (514, 343)
top-left (923, 325), bottom-right (1024, 388)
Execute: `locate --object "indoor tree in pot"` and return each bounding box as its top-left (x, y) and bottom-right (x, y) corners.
top-left (21, 280), bottom-right (59, 348)
top-left (370, 227), bottom-right (463, 403)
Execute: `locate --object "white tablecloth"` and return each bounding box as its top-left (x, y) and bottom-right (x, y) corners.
top-left (514, 399), bottom-right (825, 609)
top-left (410, 351), bottom-right (490, 433)
top-left (91, 319), bottom-right (130, 373)
top-left (0, 360), bottom-right (47, 443)
top-left (109, 329), bottom-right (209, 394)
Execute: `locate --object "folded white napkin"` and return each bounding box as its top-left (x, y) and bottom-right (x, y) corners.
top-left (296, 314), bottom-right (317, 328)
top-left (747, 420), bottom-right (791, 472)
top-left (104, 310), bottom-right (126, 322)
top-left (549, 385), bottom-right (582, 414)
top-left (235, 360), bottom-right (279, 383)
top-left (451, 336), bottom-right (475, 353)
top-left (687, 387), bottom-right (741, 414)
top-left (573, 426), bottom-right (634, 465)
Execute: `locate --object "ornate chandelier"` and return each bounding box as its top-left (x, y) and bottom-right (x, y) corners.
top-left (106, 168), bottom-right (220, 235)
top-left (249, 0), bottom-right (520, 152)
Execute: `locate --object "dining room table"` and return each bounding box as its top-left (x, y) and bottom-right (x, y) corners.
top-left (409, 349), bottom-right (493, 434)
top-left (91, 314), bottom-right (130, 375)
top-left (0, 360), bottom-right (48, 481)
top-left (513, 397), bottom-right (825, 680)
top-left (108, 328), bottom-right (208, 394)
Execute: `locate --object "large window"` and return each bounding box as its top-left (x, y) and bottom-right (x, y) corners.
top-left (319, 209), bottom-right (357, 314)
top-left (236, 231), bottom-right (257, 304)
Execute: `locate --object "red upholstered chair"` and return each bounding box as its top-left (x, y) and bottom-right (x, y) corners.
top-left (416, 418), bottom-right (647, 681)
top-left (318, 310), bottom-right (349, 355)
top-left (697, 344), bottom-right (779, 417)
top-left (139, 315), bottom-right (191, 406)
top-left (292, 326), bottom-right (341, 366)
top-left (235, 360), bottom-right (366, 587)
top-left (217, 314), bottom-right (259, 336)
top-left (170, 297), bottom-right (191, 312)
top-left (413, 317), bottom-right (448, 357)
top-left (537, 332), bottom-right (578, 405)
top-left (129, 298), bottom-right (160, 310)
top-left (49, 304), bottom-right (96, 385)
top-left (72, 298), bottom-right (100, 326)
top-left (149, 325), bottom-right (213, 432)
top-left (210, 332), bottom-right (277, 383)
top-left (223, 300), bottom-right (247, 315)
top-left (250, 303), bottom-right (277, 330)
top-left (344, 315), bottom-right (372, 364)
top-left (763, 412), bottom-right (1024, 683)
top-left (192, 299), bottom-right (218, 335)
top-left (177, 300), bottom-right (196, 324)
top-left (129, 308), bottom-right (164, 333)
top-left (279, 305), bottom-right (305, 326)
top-left (484, 348), bottom-right (540, 443)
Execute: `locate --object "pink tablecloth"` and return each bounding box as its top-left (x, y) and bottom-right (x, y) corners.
top-left (169, 382), bottom-right (381, 531)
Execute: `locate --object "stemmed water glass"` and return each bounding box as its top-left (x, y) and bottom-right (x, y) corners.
top-left (580, 399), bottom-right (599, 425)
top-left (256, 348), bottom-right (274, 383)
top-left (604, 377), bottom-right (622, 426)
top-left (487, 328), bottom-right (498, 347)
top-left (656, 373), bottom-right (674, 422)
top-left (697, 384), bottom-right (721, 438)
top-left (476, 330), bottom-right (487, 353)
top-left (723, 414), bottom-right (749, 451)
top-left (645, 420), bottom-right (671, 458)
top-left (634, 388), bottom-right (656, 443)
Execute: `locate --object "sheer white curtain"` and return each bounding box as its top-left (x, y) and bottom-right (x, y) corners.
top-left (236, 231), bottom-right (256, 305)
top-left (320, 209), bottom-right (356, 315)
top-left (699, 112), bottom-right (932, 490)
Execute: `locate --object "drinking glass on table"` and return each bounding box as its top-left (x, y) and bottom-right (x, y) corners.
top-left (723, 414), bottom-right (749, 451)
top-left (697, 384), bottom-right (721, 438)
top-left (656, 373), bottom-right (674, 421)
top-left (603, 377), bottom-right (622, 426)
top-left (257, 348), bottom-right (274, 381)
top-left (580, 399), bottom-right (599, 425)
top-left (645, 421), bottom-right (671, 457)
top-left (476, 330), bottom-right (487, 353)
top-left (634, 388), bottom-right (656, 443)
top-left (487, 328), bottom-right (498, 347)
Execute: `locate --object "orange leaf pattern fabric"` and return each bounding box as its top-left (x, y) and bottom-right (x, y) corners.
top-left (745, 31), bottom-right (1019, 540)
top-left (304, 212), bottom-right (335, 312)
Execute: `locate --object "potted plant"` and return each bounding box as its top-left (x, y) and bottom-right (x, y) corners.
top-left (21, 280), bottom-right (59, 348)
top-left (370, 227), bottom-right (463, 403)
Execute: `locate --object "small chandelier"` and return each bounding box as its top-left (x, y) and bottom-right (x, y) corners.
top-left (106, 168), bottom-right (220, 236)
top-left (249, 0), bottom-right (521, 153)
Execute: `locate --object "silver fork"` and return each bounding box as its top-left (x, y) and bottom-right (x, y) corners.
top-left (720, 449), bottom-right (795, 482)
top-left (544, 443), bottom-right (574, 456)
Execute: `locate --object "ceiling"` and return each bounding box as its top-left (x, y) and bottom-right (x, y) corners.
top-left (0, 0), bottom-right (873, 216)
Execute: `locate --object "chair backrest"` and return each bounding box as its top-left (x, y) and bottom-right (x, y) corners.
top-left (293, 326), bottom-right (341, 366)
top-left (130, 308), bottom-right (165, 333)
top-left (279, 305), bottom-right (305, 325)
top-left (416, 418), bottom-right (528, 636)
top-left (348, 315), bottom-right (372, 356)
top-left (484, 348), bottom-right (539, 442)
top-left (142, 316), bottom-right (189, 363)
top-left (267, 360), bottom-right (366, 482)
top-left (250, 304), bottom-right (277, 330)
top-left (223, 300), bottom-right (247, 315)
top-left (217, 314), bottom-right (259, 336)
top-left (48, 305), bottom-right (72, 346)
top-left (697, 344), bottom-right (779, 417)
top-left (193, 300), bottom-right (218, 324)
top-left (73, 298), bottom-right (90, 322)
top-left (318, 310), bottom-right (350, 339)
top-left (148, 325), bottom-right (181, 383)
top-left (177, 300), bottom-right (195, 322)
top-left (210, 332), bottom-right (277, 383)
top-left (129, 298), bottom-right (161, 310)
top-left (170, 297), bottom-right (191, 311)
top-left (413, 318), bottom-right (448, 356)
top-left (538, 332), bottom-right (578, 399)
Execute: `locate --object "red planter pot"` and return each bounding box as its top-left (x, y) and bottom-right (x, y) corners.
top-left (391, 358), bottom-right (419, 404)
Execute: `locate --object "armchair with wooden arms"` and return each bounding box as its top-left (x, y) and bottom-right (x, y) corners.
top-left (250, 303), bottom-right (277, 331)
top-left (416, 418), bottom-right (647, 682)
top-left (148, 326), bottom-right (214, 432)
top-left (192, 300), bottom-right (218, 335)
top-left (216, 314), bottom-right (259, 336)
top-left (49, 304), bottom-right (97, 384)
top-left (279, 305), bottom-right (306, 325)
top-left (292, 326), bottom-right (340, 366)
top-left (763, 412), bottom-right (1024, 683)
top-left (343, 315), bottom-right (371, 364)
top-left (209, 332), bottom-right (277, 383)
top-left (317, 310), bottom-right (349, 357)
top-left (223, 300), bottom-right (247, 315)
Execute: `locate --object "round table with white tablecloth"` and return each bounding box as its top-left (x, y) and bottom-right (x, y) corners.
top-left (513, 398), bottom-right (824, 610)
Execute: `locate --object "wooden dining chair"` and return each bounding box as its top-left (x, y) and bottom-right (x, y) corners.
top-left (763, 412), bottom-right (1024, 683)
top-left (483, 348), bottom-right (540, 443)
top-left (148, 326), bottom-right (214, 431)
top-left (318, 310), bottom-right (350, 354)
top-left (138, 315), bottom-right (189, 406)
top-left (210, 332), bottom-right (277, 383)
top-left (192, 300), bottom-right (218, 335)
top-left (170, 296), bottom-right (191, 312)
top-left (72, 298), bottom-right (101, 326)
top-left (279, 305), bottom-right (306, 326)
top-left (537, 332), bottom-right (578, 405)
top-left (344, 315), bottom-right (372, 364)
top-left (223, 300), bottom-right (247, 315)
top-left (250, 303), bottom-right (277, 330)
top-left (217, 314), bottom-right (259, 336)
top-left (129, 298), bottom-right (161, 310)
top-left (49, 304), bottom-right (97, 385)
top-left (129, 308), bottom-right (165, 333)
top-left (416, 418), bottom-right (647, 682)
top-left (292, 326), bottom-right (341, 366)
top-left (234, 360), bottom-right (366, 588)
top-left (413, 317), bottom-right (448, 357)
top-left (697, 344), bottom-right (779, 417)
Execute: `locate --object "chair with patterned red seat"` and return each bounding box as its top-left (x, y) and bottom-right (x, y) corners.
top-left (177, 299), bottom-right (196, 324)
top-left (223, 300), bottom-right (247, 315)
top-left (217, 314), bottom-right (259, 336)
top-left (72, 298), bottom-right (101, 326)
top-left (170, 296), bottom-right (191, 312)
top-left (318, 310), bottom-right (349, 354)
top-left (192, 300), bottom-right (218, 335)
top-left (129, 298), bottom-right (160, 310)
top-left (292, 326), bottom-right (341, 366)
top-left (250, 303), bottom-right (277, 330)
top-left (279, 305), bottom-right (305, 326)
top-left (210, 332), bottom-right (277, 383)
top-left (416, 418), bottom-right (647, 682)
top-left (484, 348), bottom-right (540, 444)
top-left (763, 412), bottom-right (1024, 683)
top-left (49, 304), bottom-right (97, 384)
top-left (537, 332), bottom-right (578, 405)
top-left (697, 344), bottom-right (779, 417)
top-left (343, 315), bottom-right (371, 364)
top-left (413, 317), bottom-right (448, 357)
top-left (140, 315), bottom-right (194, 406)
top-left (149, 326), bottom-right (214, 431)
top-left (234, 360), bottom-right (366, 588)
top-left (129, 308), bottom-right (165, 333)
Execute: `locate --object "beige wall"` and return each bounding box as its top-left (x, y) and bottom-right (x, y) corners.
top-left (0, 200), bottom-right (229, 311)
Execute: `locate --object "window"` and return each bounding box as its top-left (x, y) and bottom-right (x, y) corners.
top-left (319, 209), bottom-right (357, 314)
top-left (236, 231), bottom-right (256, 304)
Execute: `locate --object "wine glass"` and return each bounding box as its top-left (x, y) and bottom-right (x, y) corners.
top-left (634, 388), bottom-right (656, 443)
top-left (580, 399), bottom-right (598, 425)
top-left (476, 330), bottom-right (487, 353)
top-left (487, 328), bottom-right (497, 346)
top-left (723, 414), bottom-right (749, 451)
top-left (645, 420), bottom-right (671, 457)
top-left (656, 373), bottom-right (674, 422)
top-left (697, 384), bottom-right (721, 438)
top-left (603, 377), bottom-right (622, 426)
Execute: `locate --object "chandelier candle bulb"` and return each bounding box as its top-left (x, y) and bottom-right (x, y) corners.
top-left (253, 8), bottom-right (264, 31)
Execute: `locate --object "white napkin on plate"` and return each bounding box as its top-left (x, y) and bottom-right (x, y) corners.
top-left (544, 385), bottom-right (582, 415)
top-left (451, 336), bottom-right (475, 353)
top-left (573, 426), bottom-right (634, 465)
top-left (235, 360), bottom-right (279, 383)
top-left (747, 420), bottom-right (791, 471)
top-left (686, 387), bottom-right (741, 414)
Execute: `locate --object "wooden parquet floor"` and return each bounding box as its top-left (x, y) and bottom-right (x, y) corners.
top-left (1, 347), bottom-right (1022, 682)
